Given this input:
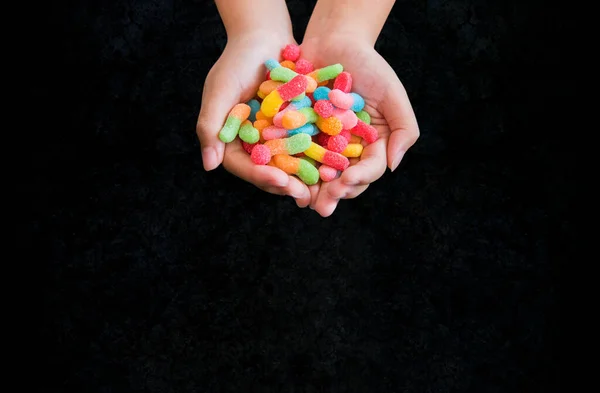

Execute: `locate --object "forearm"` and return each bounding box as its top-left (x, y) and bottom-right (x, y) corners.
top-left (215, 0), bottom-right (293, 38)
top-left (304, 0), bottom-right (396, 46)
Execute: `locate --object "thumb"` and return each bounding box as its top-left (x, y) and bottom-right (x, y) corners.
top-left (381, 77), bottom-right (420, 172)
top-left (196, 71), bottom-right (240, 171)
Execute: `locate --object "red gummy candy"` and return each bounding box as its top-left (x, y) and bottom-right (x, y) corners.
top-left (315, 132), bottom-right (330, 146)
top-left (266, 70), bottom-right (271, 80)
top-left (350, 120), bottom-right (378, 144)
top-left (277, 75), bottom-right (308, 101)
top-left (250, 144), bottom-right (271, 165)
top-left (281, 44), bottom-right (301, 62)
top-left (314, 100), bottom-right (334, 118)
top-left (333, 71), bottom-right (352, 93)
top-left (242, 141), bottom-right (257, 154)
top-left (280, 101), bottom-right (290, 111)
top-left (327, 134), bottom-right (349, 153)
top-left (294, 58), bottom-right (314, 74)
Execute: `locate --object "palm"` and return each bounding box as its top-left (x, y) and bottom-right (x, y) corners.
top-left (301, 38), bottom-right (395, 142)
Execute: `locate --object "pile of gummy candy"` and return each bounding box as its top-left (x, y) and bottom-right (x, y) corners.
top-left (218, 44), bottom-right (378, 186)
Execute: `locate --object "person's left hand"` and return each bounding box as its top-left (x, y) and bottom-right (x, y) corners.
top-left (300, 35), bottom-right (420, 217)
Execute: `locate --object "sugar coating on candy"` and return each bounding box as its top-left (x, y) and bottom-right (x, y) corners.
top-left (333, 71), bottom-right (352, 93)
top-left (319, 165), bottom-right (338, 182)
top-left (277, 75), bottom-right (308, 101)
top-left (218, 103), bottom-right (250, 143)
top-left (327, 134), bottom-right (349, 153)
top-left (350, 120), bottom-right (378, 143)
top-left (257, 90), bottom-right (266, 99)
top-left (329, 89), bottom-right (353, 110)
top-left (313, 86), bottom-right (331, 101)
top-left (355, 110), bottom-right (371, 124)
top-left (349, 92), bottom-right (365, 112)
top-left (239, 120), bottom-right (260, 144)
top-left (246, 99), bottom-right (261, 122)
top-left (316, 116), bottom-right (343, 135)
top-left (255, 111), bottom-right (271, 122)
top-left (280, 60), bottom-right (296, 70)
top-left (282, 111), bottom-right (306, 130)
top-left (265, 59), bottom-right (280, 71)
top-left (242, 141), bottom-right (257, 154)
top-left (281, 44), bottom-right (301, 62)
top-left (314, 100), bottom-right (334, 118)
top-left (332, 108), bottom-right (358, 130)
top-left (310, 64), bottom-right (343, 82)
top-left (294, 58), bottom-right (314, 74)
top-left (288, 123), bottom-right (318, 136)
top-left (259, 80), bottom-right (283, 95)
top-left (251, 144), bottom-right (271, 165)
top-left (299, 156), bottom-right (317, 166)
top-left (342, 143), bottom-right (364, 158)
top-left (270, 66), bottom-right (297, 82)
top-left (262, 126), bottom-right (289, 140)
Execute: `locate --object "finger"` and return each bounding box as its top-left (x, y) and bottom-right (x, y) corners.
top-left (338, 136), bottom-right (387, 186)
top-left (223, 139), bottom-right (290, 188)
top-left (312, 181), bottom-right (341, 217)
top-left (325, 176), bottom-right (369, 200)
top-left (196, 71), bottom-right (239, 171)
top-left (381, 76), bottom-right (420, 172)
top-left (308, 184), bottom-right (320, 209)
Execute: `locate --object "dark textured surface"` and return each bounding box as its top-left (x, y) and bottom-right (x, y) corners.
top-left (30, 0), bottom-right (570, 391)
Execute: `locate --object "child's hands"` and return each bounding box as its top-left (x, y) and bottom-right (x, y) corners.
top-left (196, 32), bottom-right (312, 207)
top-left (300, 35), bottom-right (420, 216)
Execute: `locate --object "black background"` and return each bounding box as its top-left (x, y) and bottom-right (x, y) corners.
top-left (30, 0), bottom-right (570, 391)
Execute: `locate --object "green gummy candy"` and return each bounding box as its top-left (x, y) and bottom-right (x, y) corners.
top-left (297, 159), bottom-right (319, 185)
top-left (270, 66), bottom-right (297, 82)
top-left (298, 107), bottom-right (317, 123)
top-left (238, 122), bottom-right (259, 144)
top-left (356, 110), bottom-right (371, 125)
top-left (218, 116), bottom-right (242, 143)
top-left (317, 64), bottom-right (343, 82)
top-left (299, 156), bottom-right (317, 166)
top-left (285, 133), bottom-right (312, 155)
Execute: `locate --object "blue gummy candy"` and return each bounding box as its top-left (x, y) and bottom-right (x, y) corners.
top-left (350, 92), bottom-right (365, 112)
top-left (288, 123), bottom-right (318, 137)
top-left (246, 99), bottom-right (261, 122)
top-left (313, 86), bottom-right (331, 101)
top-left (265, 58), bottom-right (280, 71)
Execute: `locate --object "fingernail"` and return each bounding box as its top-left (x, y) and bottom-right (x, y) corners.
top-left (391, 151), bottom-right (405, 172)
top-left (201, 147), bottom-right (217, 171)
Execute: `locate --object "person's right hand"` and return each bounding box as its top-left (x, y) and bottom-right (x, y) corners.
top-left (196, 32), bottom-right (313, 208)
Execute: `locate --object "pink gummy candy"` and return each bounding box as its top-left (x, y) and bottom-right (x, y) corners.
top-left (262, 126), bottom-right (289, 140)
top-left (333, 72), bottom-right (352, 93)
top-left (251, 144), bottom-right (271, 165)
top-left (327, 134), bottom-right (349, 153)
top-left (319, 165), bottom-right (338, 182)
top-left (350, 120), bottom-right (378, 144)
top-left (332, 108), bottom-right (358, 130)
top-left (281, 44), bottom-right (300, 62)
top-left (294, 58), bottom-right (314, 74)
top-left (329, 89), bottom-right (353, 110)
top-left (314, 100), bottom-right (334, 118)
